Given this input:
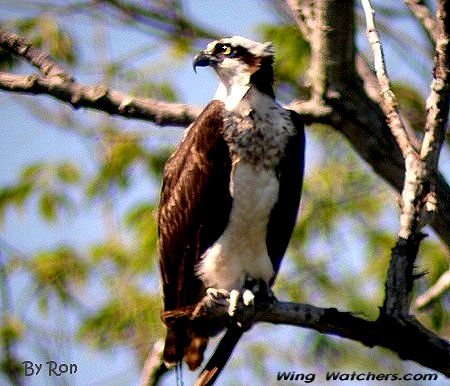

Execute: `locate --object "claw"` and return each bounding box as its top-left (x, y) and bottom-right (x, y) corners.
top-left (206, 288), bottom-right (229, 307)
top-left (228, 289), bottom-right (240, 317)
top-left (242, 289), bottom-right (255, 306)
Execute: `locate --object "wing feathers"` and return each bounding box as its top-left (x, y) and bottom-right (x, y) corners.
top-left (158, 100), bottom-right (232, 366)
top-left (266, 110), bottom-right (305, 279)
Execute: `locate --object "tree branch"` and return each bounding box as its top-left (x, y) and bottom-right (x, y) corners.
top-left (404, 0), bottom-right (439, 42)
top-left (361, 0), bottom-right (449, 319)
top-left (284, 0), bottom-right (315, 41)
top-left (285, 0), bottom-right (450, 250)
top-left (361, 0), bottom-right (415, 162)
top-left (0, 72), bottom-right (200, 127)
top-left (416, 269), bottom-right (450, 310)
top-left (420, 0), bottom-right (450, 177)
top-left (0, 27), bottom-right (72, 81)
top-left (188, 297), bottom-right (450, 378)
top-left (257, 301), bottom-right (450, 376)
top-left (139, 339), bottom-right (168, 386)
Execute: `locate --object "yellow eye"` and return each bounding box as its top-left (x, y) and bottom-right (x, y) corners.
top-left (222, 45), bottom-right (232, 55)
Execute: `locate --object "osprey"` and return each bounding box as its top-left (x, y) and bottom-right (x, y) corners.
top-left (158, 36), bottom-right (305, 372)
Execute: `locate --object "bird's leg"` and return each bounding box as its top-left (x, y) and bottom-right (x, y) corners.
top-left (205, 277), bottom-right (275, 319)
top-left (227, 277), bottom-right (264, 318)
top-left (244, 278), bottom-right (277, 304)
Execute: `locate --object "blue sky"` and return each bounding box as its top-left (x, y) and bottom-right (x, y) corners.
top-left (0, 1), bottom-right (445, 385)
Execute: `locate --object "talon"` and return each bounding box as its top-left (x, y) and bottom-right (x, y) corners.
top-left (242, 289), bottom-right (255, 306)
top-left (228, 289), bottom-right (240, 317)
top-left (206, 288), bottom-right (229, 307)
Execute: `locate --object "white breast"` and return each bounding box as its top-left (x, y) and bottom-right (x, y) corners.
top-left (197, 162), bottom-right (278, 290)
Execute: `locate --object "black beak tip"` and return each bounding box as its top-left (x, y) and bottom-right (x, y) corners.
top-left (193, 52), bottom-right (211, 73)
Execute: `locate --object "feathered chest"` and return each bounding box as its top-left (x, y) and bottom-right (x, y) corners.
top-left (222, 103), bottom-right (294, 168)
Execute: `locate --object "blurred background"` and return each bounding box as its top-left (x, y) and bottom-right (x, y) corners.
top-left (0, 1), bottom-right (448, 385)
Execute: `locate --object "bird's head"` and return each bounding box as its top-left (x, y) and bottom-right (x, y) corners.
top-left (193, 36), bottom-right (275, 99)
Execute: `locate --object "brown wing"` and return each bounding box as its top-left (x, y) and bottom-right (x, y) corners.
top-left (158, 100), bottom-right (232, 369)
top-left (266, 110), bottom-right (305, 282)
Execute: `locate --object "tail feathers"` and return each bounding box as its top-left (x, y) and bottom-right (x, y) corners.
top-left (163, 325), bottom-right (209, 370)
top-left (195, 327), bottom-right (244, 386)
top-left (162, 326), bottom-right (184, 368)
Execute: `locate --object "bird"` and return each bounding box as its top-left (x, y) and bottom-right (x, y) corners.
top-left (157, 36), bottom-right (305, 378)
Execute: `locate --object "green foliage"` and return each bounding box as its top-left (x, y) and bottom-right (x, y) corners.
top-left (29, 246), bottom-right (88, 308)
top-left (391, 82), bottom-right (426, 133)
top-left (125, 203), bottom-right (159, 271)
top-left (87, 130), bottom-right (148, 198)
top-left (0, 49), bottom-right (17, 71)
top-left (259, 24), bottom-right (310, 97)
top-left (14, 16), bottom-right (76, 64)
top-left (78, 282), bottom-right (163, 360)
top-left (0, 314), bottom-right (24, 346)
top-left (0, 161), bottom-right (81, 224)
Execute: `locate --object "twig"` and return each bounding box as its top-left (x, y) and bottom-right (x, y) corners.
top-left (285, 0), bottom-right (315, 41)
top-left (420, 0), bottom-right (450, 177)
top-left (361, 0), bottom-right (415, 161)
top-left (416, 270), bottom-right (450, 310)
top-left (139, 339), bottom-right (168, 386)
top-left (405, 0), bottom-right (439, 42)
top-left (0, 27), bottom-right (72, 81)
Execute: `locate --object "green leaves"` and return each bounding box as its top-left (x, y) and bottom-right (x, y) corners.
top-left (0, 314), bottom-right (24, 347)
top-left (87, 131), bottom-right (147, 197)
top-left (78, 282), bottom-right (163, 361)
top-left (259, 24), bottom-right (310, 97)
top-left (29, 246), bottom-right (88, 307)
top-left (0, 162), bottom-right (81, 224)
top-left (15, 16), bottom-right (76, 64)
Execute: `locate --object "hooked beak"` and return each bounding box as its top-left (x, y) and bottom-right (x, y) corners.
top-left (193, 51), bottom-right (213, 73)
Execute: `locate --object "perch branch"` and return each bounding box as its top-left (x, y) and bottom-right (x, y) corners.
top-left (188, 297), bottom-right (450, 378)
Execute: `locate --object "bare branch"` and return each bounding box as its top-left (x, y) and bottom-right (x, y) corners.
top-left (420, 0), bottom-right (450, 175)
top-left (405, 0), bottom-right (439, 42)
top-left (0, 72), bottom-right (201, 127)
top-left (139, 339), bottom-right (168, 386)
top-left (285, 0), bottom-right (315, 41)
top-left (188, 297), bottom-right (450, 377)
top-left (416, 270), bottom-right (450, 310)
top-left (361, 0), bottom-right (449, 320)
top-left (0, 27), bottom-right (72, 81)
top-left (288, 0), bottom-right (450, 250)
top-left (361, 0), bottom-right (415, 160)
top-left (0, 27), bottom-right (201, 127)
